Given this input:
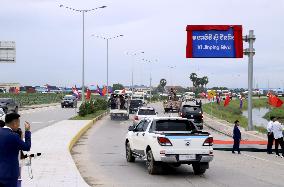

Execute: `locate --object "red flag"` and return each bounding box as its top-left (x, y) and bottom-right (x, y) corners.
top-left (269, 94), bottom-right (283, 108)
top-left (102, 86), bottom-right (107, 96)
top-left (15, 87), bottom-right (20, 94)
top-left (224, 95), bottom-right (230, 107)
top-left (86, 88), bottom-right (91, 100)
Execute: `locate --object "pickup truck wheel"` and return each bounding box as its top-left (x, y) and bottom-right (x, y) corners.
top-left (126, 142), bottom-right (135, 162)
top-left (146, 150), bottom-right (159, 175)
top-left (192, 163), bottom-right (207, 175)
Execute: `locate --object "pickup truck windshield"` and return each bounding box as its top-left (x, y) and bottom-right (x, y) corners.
top-left (138, 109), bottom-right (156, 115)
top-left (155, 120), bottom-right (196, 131)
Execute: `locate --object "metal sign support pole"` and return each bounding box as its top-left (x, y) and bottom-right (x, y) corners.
top-left (243, 30), bottom-right (256, 131)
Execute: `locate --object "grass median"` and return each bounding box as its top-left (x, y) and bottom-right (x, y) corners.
top-left (203, 97), bottom-right (284, 133)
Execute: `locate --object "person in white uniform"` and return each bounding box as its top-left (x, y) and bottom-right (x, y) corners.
top-left (272, 117), bottom-right (284, 157)
top-left (267, 116), bottom-right (275, 154)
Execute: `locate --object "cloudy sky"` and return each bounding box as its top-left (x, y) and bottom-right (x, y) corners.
top-left (1, 0), bottom-right (284, 88)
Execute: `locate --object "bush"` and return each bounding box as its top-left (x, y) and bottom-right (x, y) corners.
top-left (79, 98), bottom-right (108, 117)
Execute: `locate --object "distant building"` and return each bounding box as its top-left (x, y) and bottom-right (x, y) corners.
top-left (0, 83), bottom-right (20, 93)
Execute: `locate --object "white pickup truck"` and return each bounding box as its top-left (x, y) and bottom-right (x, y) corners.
top-left (125, 117), bottom-right (213, 175)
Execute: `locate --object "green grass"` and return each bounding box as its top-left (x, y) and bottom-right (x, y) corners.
top-left (203, 97), bottom-right (284, 132)
top-left (70, 110), bottom-right (106, 120)
top-left (0, 93), bottom-right (64, 106)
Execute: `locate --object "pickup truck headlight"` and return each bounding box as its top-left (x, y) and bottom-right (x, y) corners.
top-left (157, 137), bottom-right (172, 146)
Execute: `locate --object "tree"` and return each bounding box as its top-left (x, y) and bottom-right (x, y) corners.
top-left (112, 83), bottom-right (124, 91)
top-left (189, 73), bottom-right (197, 87)
top-left (156, 85), bottom-right (165, 93)
top-left (160, 79), bottom-right (167, 88)
top-left (201, 76), bottom-right (209, 88)
top-left (195, 78), bottom-right (202, 88)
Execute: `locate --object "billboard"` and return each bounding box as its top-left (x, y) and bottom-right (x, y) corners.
top-left (186, 25), bottom-right (243, 58)
top-left (0, 41), bottom-right (16, 63)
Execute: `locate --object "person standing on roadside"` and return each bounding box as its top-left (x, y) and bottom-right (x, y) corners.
top-left (267, 116), bottom-right (275, 154)
top-left (0, 113), bottom-right (31, 187)
top-left (232, 120), bottom-right (241, 154)
top-left (272, 117), bottom-right (284, 157)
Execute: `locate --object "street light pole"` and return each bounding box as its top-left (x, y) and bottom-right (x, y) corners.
top-left (126, 51), bottom-right (144, 93)
top-left (142, 58), bottom-right (158, 103)
top-left (82, 11), bottom-right (85, 102)
top-left (92, 34), bottom-right (123, 99)
top-left (106, 38), bottom-right (109, 98)
top-left (59, 4), bottom-right (107, 103)
top-left (243, 30), bottom-right (256, 131)
top-left (168, 66), bottom-right (176, 88)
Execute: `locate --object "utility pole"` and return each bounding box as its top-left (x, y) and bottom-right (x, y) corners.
top-left (243, 30), bottom-right (256, 131)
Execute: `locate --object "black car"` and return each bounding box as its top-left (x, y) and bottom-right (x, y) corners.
top-left (179, 104), bottom-right (203, 130)
top-left (0, 98), bottom-right (19, 114)
top-left (129, 99), bottom-right (143, 114)
top-left (61, 95), bottom-right (77, 108)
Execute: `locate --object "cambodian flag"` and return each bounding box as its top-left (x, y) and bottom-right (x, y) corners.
top-left (72, 87), bottom-right (79, 97)
top-left (97, 85), bottom-right (103, 96)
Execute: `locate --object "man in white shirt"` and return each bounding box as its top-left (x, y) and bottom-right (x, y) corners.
top-left (267, 116), bottom-right (275, 154)
top-left (272, 117), bottom-right (284, 157)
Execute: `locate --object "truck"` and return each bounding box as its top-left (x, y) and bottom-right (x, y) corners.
top-left (163, 88), bottom-right (182, 113)
top-left (109, 93), bottom-right (129, 120)
top-left (184, 92), bottom-right (195, 102)
top-left (125, 117), bottom-right (213, 175)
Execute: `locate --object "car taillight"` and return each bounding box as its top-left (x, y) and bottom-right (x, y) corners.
top-left (203, 137), bottom-right (213, 146)
top-left (134, 116), bottom-right (138, 120)
top-left (157, 137), bottom-right (172, 146)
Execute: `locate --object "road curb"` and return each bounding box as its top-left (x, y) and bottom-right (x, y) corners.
top-left (68, 111), bottom-right (108, 152)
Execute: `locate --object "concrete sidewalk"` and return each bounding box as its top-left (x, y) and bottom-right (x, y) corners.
top-left (21, 120), bottom-right (91, 187)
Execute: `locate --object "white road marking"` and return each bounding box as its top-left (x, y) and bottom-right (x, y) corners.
top-left (48, 120), bottom-right (55, 123)
top-left (242, 153), bottom-right (284, 166)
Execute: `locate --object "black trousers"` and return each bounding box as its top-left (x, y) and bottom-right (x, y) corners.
top-left (0, 179), bottom-right (18, 187)
top-left (233, 139), bottom-right (240, 153)
top-left (275, 137), bottom-right (284, 156)
top-left (267, 132), bottom-right (274, 153)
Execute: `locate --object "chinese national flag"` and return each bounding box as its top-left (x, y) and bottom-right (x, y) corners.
top-left (269, 94), bottom-right (283, 108)
top-left (224, 95), bottom-right (230, 107)
top-left (86, 89), bottom-right (91, 100)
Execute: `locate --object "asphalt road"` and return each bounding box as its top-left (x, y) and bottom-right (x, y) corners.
top-left (19, 105), bottom-right (78, 133)
top-left (72, 102), bottom-right (284, 187)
